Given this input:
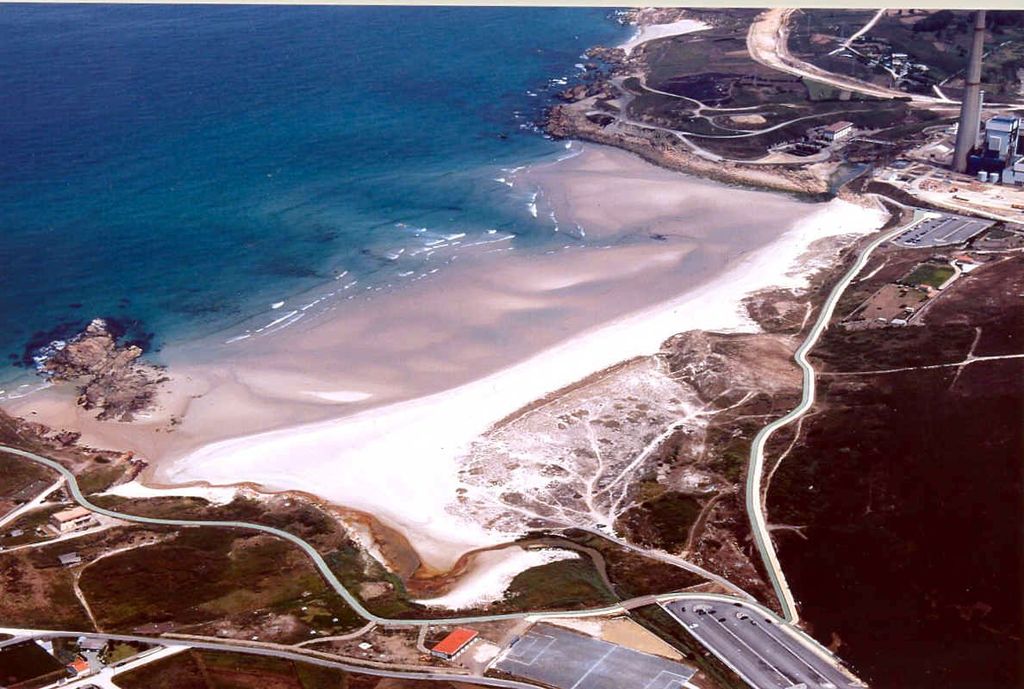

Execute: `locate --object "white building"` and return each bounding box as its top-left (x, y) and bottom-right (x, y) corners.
top-left (822, 121), bottom-right (855, 142)
top-left (49, 506), bottom-right (96, 534)
top-left (985, 116), bottom-right (1020, 161)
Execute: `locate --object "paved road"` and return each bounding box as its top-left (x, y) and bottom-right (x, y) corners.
top-left (0, 445), bottom-right (779, 629)
top-left (0, 477), bottom-right (63, 529)
top-left (743, 215), bottom-right (909, 624)
top-left (1, 626), bottom-right (541, 689)
top-left (828, 9), bottom-right (885, 56)
top-left (565, 525), bottom-right (755, 601)
top-left (746, 9), bottom-right (946, 105)
top-left (661, 600), bottom-right (861, 689)
top-left (0, 447), bottom-right (859, 685)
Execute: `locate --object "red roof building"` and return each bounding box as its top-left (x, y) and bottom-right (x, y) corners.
top-left (430, 627), bottom-right (478, 660)
top-left (66, 656), bottom-right (90, 677)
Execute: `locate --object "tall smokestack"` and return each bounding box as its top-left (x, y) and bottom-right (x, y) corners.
top-left (952, 10), bottom-right (987, 173)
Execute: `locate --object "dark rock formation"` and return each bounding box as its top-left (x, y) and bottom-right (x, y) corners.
top-left (583, 45), bottom-right (626, 65)
top-left (41, 318), bottom-right (167, 422)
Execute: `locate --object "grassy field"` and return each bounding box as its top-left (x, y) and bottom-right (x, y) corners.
top-left (79, 527), bottom-right (363, 638)
top-left (113, 649), bottom-right (465, 689)
top-left (621, 11), bottom-right (920, 161)
top-left (767, 256), bottom-right (1024, 687)
top-left (0, 453), bottom-right (52, 500)
top-left (560, 529), bottom-right (706, 599)
top-left (76, 460), bottom-right (130, 495)
top-left (0, 548), bottom-right (94, 630)
top-left (502, 557), bottom-right (617, 612)
top-left (902, 263), bottom-right (955, 289)
top-left (0, 504), bottom-right (64, 547)
top-left (615, 492), bottom-right (702, 553)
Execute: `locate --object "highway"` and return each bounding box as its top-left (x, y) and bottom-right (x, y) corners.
top-left (0, 158), bottom-right (905, 688)
top-left (0, 205), bottom-right (906, 687)
top-left (0, 445), bottom-right (856, 685)
top-left (661, 600), bottom-right (861, 689)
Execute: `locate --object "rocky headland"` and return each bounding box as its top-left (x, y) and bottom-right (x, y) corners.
top-left (39, 318), bottom-right (167, 422)
top-left (542, 9), bottom-right (835, 196)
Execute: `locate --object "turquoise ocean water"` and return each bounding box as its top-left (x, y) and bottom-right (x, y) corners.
top-left (0, 4), bottom-right (630, 394)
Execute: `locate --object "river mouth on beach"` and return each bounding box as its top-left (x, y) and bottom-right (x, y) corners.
top-left (5, 145), bottom-right (883, 569)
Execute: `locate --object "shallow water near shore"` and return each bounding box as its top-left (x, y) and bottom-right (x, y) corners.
top-left (0, 4), bottom-right (630, 394)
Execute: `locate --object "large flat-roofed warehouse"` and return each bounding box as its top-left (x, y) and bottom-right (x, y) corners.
top-left (891, 210), bottom-right (993, 248)
top-left (492, 623), bottom-right (695, 689)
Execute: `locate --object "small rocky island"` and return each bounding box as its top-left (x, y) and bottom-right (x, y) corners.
top-left (40, 318), bottom-right (167, 422)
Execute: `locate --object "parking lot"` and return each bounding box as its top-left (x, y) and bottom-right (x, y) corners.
top-left (663, 599), bottom-right (861, 689)
top-left (492, 623), bottom-right (695, 689)
top-left (892, 211), bottom-right (993, 248)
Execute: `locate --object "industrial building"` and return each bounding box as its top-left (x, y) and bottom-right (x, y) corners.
top-left (430, 627), bottom-right (478, 660)
top-left (967, 115), bottom-right (1023, 185)
top-left (822, 121), bottom-right (855, 143)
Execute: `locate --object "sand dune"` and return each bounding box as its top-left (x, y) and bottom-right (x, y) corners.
top-left (8, 146), bottom-right (886, 571)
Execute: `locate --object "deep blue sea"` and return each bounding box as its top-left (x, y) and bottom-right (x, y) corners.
top-left (0, 4), bottom-right (630, 394)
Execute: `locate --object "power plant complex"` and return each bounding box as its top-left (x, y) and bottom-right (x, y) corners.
top-left (951, 9), bottom-right (1023, 185)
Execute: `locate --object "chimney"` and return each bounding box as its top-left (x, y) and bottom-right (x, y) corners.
top-left (952, 10), bottom-right (987, 173)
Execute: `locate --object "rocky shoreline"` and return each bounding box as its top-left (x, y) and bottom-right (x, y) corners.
top-left (542, 9), bottom-right (834, 197)
top-left (39, 318), bottom-right (167, 422)
top-left (545, 108), bottom-right (832, 196)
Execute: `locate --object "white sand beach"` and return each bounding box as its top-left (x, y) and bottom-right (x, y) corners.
top-left (619, 18), bottom-right (709, 56)
top-left (6, 145), bottom-right (887, 572)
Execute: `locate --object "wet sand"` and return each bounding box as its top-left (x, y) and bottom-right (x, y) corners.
top-left (5, 145), bottom-right (886, 570)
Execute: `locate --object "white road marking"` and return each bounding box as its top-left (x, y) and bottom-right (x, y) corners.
top-left (702, 614), bottom-right (794, 687)
top-left (504, 633), bottom-right (555, 667)
top-left (568, 646), bottom-right (617, 689)
top-left (643, 670), bottom-right (689, 689)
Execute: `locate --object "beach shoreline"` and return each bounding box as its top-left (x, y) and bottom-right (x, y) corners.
top-left (156, 147), bottom-right (886, 569)
top-left (3, 144), bottom-right (887, 571)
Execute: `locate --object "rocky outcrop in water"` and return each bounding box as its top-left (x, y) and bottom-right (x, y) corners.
top-left (41, 318), bottom-right (167, 422)
top-left (583, 45), bottom-right (626, 65)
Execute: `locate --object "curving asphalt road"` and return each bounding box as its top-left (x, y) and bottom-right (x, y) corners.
top-left (0, 444), bottom-right (786, 631)
top-left (0, 223), bottom-right (906, 683)
top-left (0, 626), bottom-right (541, 689)
top-left (743, 218), bottom-right (908, 624)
